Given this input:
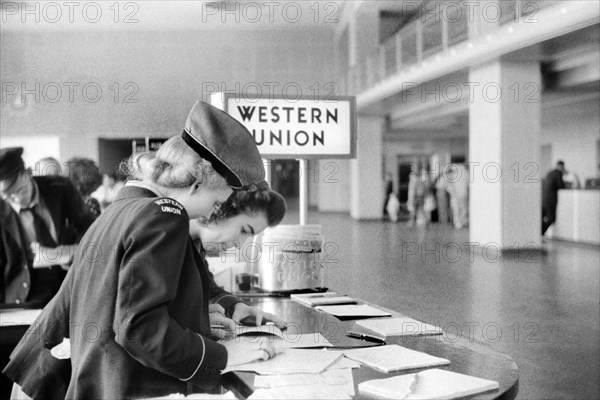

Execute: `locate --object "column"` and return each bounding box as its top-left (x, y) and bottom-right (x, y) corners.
top-left (469, 59), bottom-right (541, 249)
top-left (351, 116), bottom-right (384, 219)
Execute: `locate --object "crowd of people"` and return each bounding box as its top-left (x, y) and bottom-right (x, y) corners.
top-left (384, 159), bottom-right (575, 235)
top-left (384, 162), bottom-right (470, 229)
top-left (0, 101), bottom-right (289, 399)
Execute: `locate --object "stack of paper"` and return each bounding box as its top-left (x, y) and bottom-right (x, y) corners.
top-left (356, 317), bottom-right (443, 337)
top-left (250, 354), bottom-right (359, 399)
top-left (358, 368), bottom-right (499, 399)
top-left (315, 304), bottom-right (391, 318)
top-left (343, 345), bottom-right (449, 373)
top-left (221, 349), bottom-right (343, 375)
top-left (291, 293), bottom-right (357, 307)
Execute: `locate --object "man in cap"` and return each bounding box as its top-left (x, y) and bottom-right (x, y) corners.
top-left (0, 147), bottom-right (96, 305)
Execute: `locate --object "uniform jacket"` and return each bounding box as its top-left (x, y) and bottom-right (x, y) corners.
top-left (542, 169), bottom-right (565, 207)
top-left (4, 186), bottom-right (241, 399)
top-left (0, 176), bottom-right (96, 304)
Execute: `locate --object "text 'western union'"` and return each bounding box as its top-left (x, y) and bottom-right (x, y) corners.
top-left (237, 105), bottom-right (338, 147)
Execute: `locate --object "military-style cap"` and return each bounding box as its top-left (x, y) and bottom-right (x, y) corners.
top-left (0, 147), bottom-right (25, 180)
top-left (181, 101), bottom-right (264, 189)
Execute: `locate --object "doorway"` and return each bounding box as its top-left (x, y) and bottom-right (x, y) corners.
top-left (98, 138), bottom-right (144, 177)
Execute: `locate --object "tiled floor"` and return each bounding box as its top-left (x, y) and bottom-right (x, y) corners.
top-left (280, 208), bottom-right (600, 400)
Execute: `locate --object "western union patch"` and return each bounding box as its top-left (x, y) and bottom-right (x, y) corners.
top-left (154, 198), bottom-right (183, 209)
top-left (160, 206), bottom-right (182, 215)
top-left (154, 198), bottom-right (184, 215)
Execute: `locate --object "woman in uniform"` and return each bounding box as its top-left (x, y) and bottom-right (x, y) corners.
top-left (4, 101), bottom-right (280, 399)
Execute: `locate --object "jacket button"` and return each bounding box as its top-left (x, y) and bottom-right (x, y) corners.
top-left (22, 282), bottom-right (28, 288)
top-left (15, 299), bottom-right (21, 304)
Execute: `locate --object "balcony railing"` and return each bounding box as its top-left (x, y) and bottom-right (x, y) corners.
top-left (346, 0), bottom-right (562, 95)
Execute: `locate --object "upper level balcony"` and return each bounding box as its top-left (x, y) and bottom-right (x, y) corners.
top-left (343, 0), bottom-right (595, 107)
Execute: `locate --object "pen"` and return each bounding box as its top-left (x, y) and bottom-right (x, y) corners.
top-left (346, 331), bottom-right (386, 344)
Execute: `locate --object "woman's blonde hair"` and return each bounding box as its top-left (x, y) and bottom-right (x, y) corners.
top-left (121, 136), bottom-right (227, 189)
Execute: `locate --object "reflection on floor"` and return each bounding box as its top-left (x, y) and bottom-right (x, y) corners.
top-left (279, 207), bottom-right (600, 400)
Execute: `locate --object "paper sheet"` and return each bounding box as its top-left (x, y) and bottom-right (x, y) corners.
top-left (248, 385), bottom-right (352, 400)
top-left (235, 330), bottom-right (333, 349)
top-left (315, 304), bottom-right (391, 318)
top-left (143, 391), bottom-right (238, 399)
top-left (0, 309), bottom-right (42, 326)
top-left (221, 349), bottom-right (343, 375)
top-left (254, 368), bottom-right (355, 396)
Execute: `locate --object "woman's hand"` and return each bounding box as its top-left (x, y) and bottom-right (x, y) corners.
top-left (209, 304), bottom-right (237, 340)
top-left (222, 337), bottom-right (277, 367)
top-left (231, 303), bottom-right (286, 329)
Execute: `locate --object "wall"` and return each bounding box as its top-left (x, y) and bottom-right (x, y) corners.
top-left (541, 98), bottom-right (600, 183)
top-left (1, 28), bottom-right (336, 165)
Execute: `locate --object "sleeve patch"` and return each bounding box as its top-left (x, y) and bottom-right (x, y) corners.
top-left (154, 198), bottom-right (184, 215)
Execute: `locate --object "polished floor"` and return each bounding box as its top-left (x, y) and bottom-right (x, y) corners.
top-left (279, 207), bottom-right (600, 400)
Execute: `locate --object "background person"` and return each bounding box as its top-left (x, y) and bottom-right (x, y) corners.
top-left (0, 147), bottom-right (96, 305)
top-left (63, 157), bottom-right (103, 217)
top-left (34, 157), bottom-right (62, 176)
top-left (542, 161), bottom-right (566, 235)
top-left (445, 164), bottom-right (469, 229)
top-left (382, 172), bottom-right (393, 220)
top-left (407, 163), bottom-right (431, 227)
top-left (91, 172), bottom-right (125, 211)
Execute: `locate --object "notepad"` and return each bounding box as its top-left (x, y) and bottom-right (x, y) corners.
top-left (356, 317), bottom-right (443, 337)
top-left (358, 368), bottom-right (500, 399)
top-left (342, 345), bottom-right (449, 373)
top-left (315, 304), bottom-right (391, 318)
top-left (291, 295), bottom-right (357, 307)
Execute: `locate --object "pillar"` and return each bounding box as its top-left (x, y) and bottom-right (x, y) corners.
top-left (469, 59), bottom-right (541, 249)
top-left (351, 116), bottom-right (384, 219)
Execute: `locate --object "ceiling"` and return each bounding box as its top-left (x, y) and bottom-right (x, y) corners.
top-left (0, 0), bottom-right (344, 31)
top-left (384, 24), bottom-right (599, 137)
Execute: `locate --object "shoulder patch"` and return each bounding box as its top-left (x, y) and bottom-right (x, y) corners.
top-left (153, 198), bottom-right (184, 216)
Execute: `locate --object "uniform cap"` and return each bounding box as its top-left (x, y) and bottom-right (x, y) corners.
top-left (181, 101), bottom-right (264, 189)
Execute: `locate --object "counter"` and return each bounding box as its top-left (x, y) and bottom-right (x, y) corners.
top-left (553, 189), bottom-right (600, 245)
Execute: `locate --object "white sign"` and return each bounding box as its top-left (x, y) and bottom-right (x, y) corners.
top-left (222, 95), bottom-right (356, 159)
